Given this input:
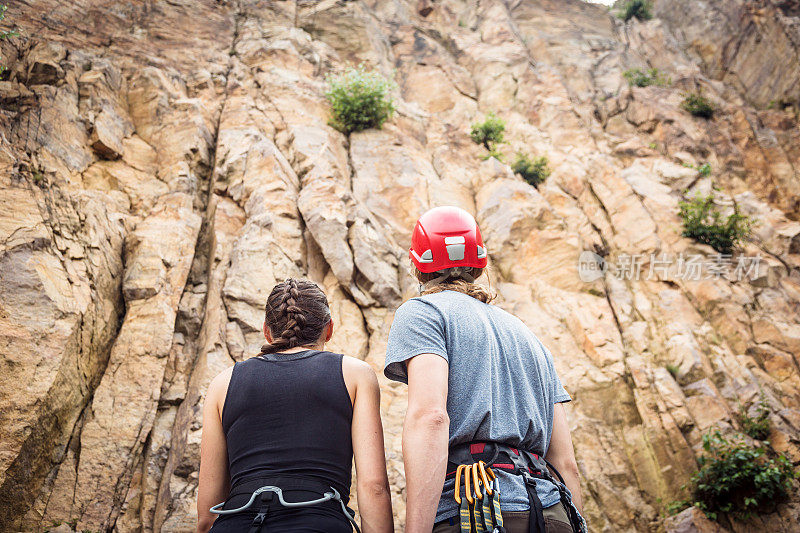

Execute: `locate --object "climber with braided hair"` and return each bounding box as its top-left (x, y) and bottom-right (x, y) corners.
top-left (197, 278), bottom-right (393, 533)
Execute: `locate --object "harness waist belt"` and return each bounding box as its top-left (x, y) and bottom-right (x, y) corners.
top-left (210, 475), bottom-right (360, 533)
top-left (446, 441), bottom-right (587, 533)
top-left (225, 476), bottom-right (342, 505)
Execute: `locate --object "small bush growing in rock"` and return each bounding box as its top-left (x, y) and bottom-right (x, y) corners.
top-left (681, 91), bottom-right (715, 118)
top-left (697, 162), bottom-right (712, 176)
top-left (470, 112), bottom-right (506, 155)
top-left (480, 147), bottom-right (505, 162)
top-left (663, 499), bottom-right (690, 516)
top-left (738, 394), bottom-right (771, 441)
top-left (618, 0), bottom-right (652, 22)
top-left (689, 431), bottom-right (796, 521)
top-left (623, 67), bottom-right (670, 87)
top-left (324, 64), bottom-right (397, 134)
top-left (678, 193), bottom-right (752, 254)
top-left (512, 153), bottom-right (550, 187)
top-left (0, 4), bottom-right (19, 79)
top-left (31, 168), bottom-right (46, 186)
top-left (682, 162), bottom-right (712, 176)
top-left (665, 364), bottom-right (680, 378)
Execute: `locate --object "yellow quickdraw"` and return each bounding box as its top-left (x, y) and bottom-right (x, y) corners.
top-left (453, 462), bottom-right (503, 533)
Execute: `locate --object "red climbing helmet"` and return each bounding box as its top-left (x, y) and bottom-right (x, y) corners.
top-left (409, 206), bottom-right (488, 273)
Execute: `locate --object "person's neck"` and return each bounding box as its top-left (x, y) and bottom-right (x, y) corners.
top-left (279, 344), bottom-right (323, 354)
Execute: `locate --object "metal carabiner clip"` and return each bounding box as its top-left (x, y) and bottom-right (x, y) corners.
top-left (472, 462), bottom-right (483, 500)
top-left (464, 464), bottom-right (474, 505)
top-left (454, 464), bottom-right (467, 506)
top-left (478, 461), bottom-right (495, 496)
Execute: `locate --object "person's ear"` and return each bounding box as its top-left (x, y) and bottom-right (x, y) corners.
top-left (263, 322), bottom-right (273, 343)
top-left (324, 319), bottom-right (334, 342)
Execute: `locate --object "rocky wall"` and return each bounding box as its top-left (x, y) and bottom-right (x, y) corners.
top-left (0, 0), bottom-right (798, 531)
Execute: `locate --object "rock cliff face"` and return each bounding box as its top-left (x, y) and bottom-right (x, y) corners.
top-left (1, 0), bottom-right (799, 531)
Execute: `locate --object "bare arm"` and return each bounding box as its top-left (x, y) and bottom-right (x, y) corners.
top-left (403, 353), bottom-right (449, 533)
top-left (196, 368), bottom-right (233, 533)
top-left (347, 359), bottom-right (394, 533)
top-left (545, 403), bottom-right (583, 514)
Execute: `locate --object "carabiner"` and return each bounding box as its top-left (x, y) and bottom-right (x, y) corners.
top-left (454, 464), bottom-right (466, 505)
top-left (472, 462), bottom-right (483, 500)
top-left (464, 464), bottom-right (474, 505)
top-left (478, 461), bottom-right (494, 496)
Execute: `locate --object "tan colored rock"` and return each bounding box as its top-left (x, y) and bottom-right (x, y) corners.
top-left (25, 41), bottom-right (66, 86)
top-left (78, 63), bottom-right (134, 160)
top-left (665, 507), bottom-right (726, 533)
top-left (72, 193), bottom-right (201, 531)
top-left (656, 0), bottom-right (800, 110)
top-left (350, 126), bottom-right (436, 246)
top-left (153, 194), bottom-right (247, 531)
top-left (0, 183), bottom-right (126, 530)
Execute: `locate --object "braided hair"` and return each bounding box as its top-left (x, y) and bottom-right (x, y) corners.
top-left (260, 278), bottom-right (332, 355)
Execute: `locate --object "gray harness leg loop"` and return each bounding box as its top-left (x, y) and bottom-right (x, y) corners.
top-left (211, 485), bottom-right (361, 533)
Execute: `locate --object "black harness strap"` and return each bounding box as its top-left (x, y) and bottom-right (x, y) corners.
top-left (248, 491), bottom-right (274, 533)
top-left (521, 472), bottom-right (546, 533)
top-left (507, 449), bottom-right (545, 533)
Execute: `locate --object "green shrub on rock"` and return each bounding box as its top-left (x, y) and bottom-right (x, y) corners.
top-left (618, 0), bottom-right (652, 22)
top-left (480, 147), bottom-right (505, 162)
top-left (512, 153), bottom-right (550, 188)
top-left (678, 193), bottom-right (752, 254)
top-left (470, 112), bottom-right (506, 154)
top-left (623, 67), bottom-right (670, 87)
top-left (681, 91), bottom-right (715, 118)
top-left (689, 431), bottom-right (796, 521)
top-left (324, 64), bottom-right (397, 134)
top-left (738, 395), bottom-right (771, 441)
top-left (697, 162), bottom-right (711, 176)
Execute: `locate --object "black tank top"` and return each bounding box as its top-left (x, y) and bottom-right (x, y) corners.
top-left (221, 350), bottom-right (354, 500)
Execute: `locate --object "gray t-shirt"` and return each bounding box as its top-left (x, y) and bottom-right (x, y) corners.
top-left (384, 290), bottom-right (571, 524)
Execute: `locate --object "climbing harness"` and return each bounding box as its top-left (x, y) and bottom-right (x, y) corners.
top-left (447, 442), bottom-right (587, 533)
top-left (210, 476), bottom-right (361, 533)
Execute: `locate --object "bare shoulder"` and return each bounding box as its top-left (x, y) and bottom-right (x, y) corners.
top-left (207, 365), bottom-right (235, 403)
top-left (341, 356), bottom-right (379, 387)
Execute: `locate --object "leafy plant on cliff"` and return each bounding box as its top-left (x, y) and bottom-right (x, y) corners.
top-left (681, 91), bottom-right (715, 118)
top-left (512, 152), bottom-right (550, 188)
top-left (738, 394), bottom-right (771, 441)
top-left (683, 162), bottom-right (713, 176)
top-left (618, 0), bottom-right (653, 22)
top-left (324, 63), bottom-right (397, 134)
top-left (623, 67), bottom-right (670, 87)
top-left (470, 112), bottom-right (506, 158)
top-left (665, 363), bottom-right (680, 379)
top-left (0, 4), bottom-right (19, 79)
top-left (678, 193), bottom-right (752, 254)
top-left (696, 162), bottom-right (712, 176)
top-left (688, 431), bottom-right (796, 521)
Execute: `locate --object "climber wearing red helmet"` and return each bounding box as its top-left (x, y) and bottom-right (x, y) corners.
top-left (384, 206), bottom-right (586, 533)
